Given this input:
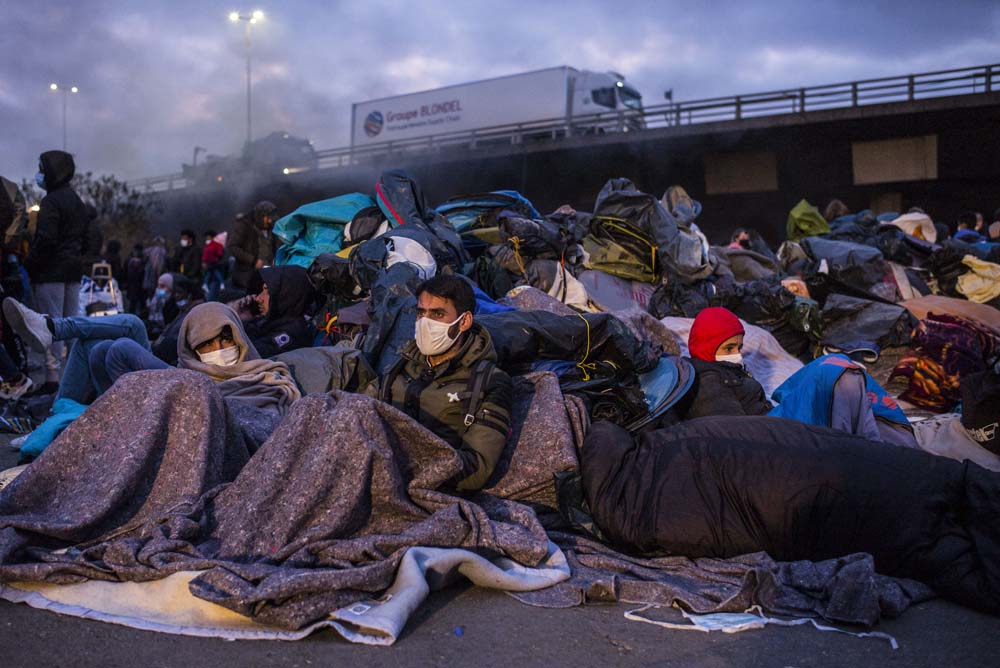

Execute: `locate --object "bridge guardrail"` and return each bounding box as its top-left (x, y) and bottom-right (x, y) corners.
top-left (131, 63), bottom-right (998, 191)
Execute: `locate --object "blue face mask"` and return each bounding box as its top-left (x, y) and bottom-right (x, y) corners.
top-left (35, 172), bottom-right (46, 189)
top-left (155, 288), bottom-right (168, 299)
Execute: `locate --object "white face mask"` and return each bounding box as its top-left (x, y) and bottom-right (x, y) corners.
top-left (715, 353), bottom-right (743, 366)
top-left (180, 238), bottom-right (191, 247)
top-left (414, 313), bottom-right (467, 357)
top-left (198, 345), bottom-right (241, 367)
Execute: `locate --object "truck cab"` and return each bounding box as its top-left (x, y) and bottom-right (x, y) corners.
top-left (571, 70), bottom-right (645, 132)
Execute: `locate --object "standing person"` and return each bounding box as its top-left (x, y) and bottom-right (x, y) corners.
top-left (170, 228), bottom-right (202, 282)
top-left (101, 240), bottom-right (123, 282)
top-left (125, 244), bottom-right (146, 315)
top-left (201, 230), bottom-right (226, 302)
top-left (0, 176), bottom-right (32, 398)
top-left (142, 236), bottom-right (168, 301)
top-left (22, 150), bottom-right (90, 389)
top-left (227, 201), bottom-right (277, 290)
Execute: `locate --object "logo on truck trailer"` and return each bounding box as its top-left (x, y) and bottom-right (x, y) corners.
top-left (364, 111), bottom-right (384, 137)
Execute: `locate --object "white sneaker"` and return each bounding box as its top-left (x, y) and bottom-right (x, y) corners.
top-left (3, 298), bottom-right (53, 353)
top-left (0, 375), bottom-right (33, 401)
top-left (8, 434), bottom-right (28, 450)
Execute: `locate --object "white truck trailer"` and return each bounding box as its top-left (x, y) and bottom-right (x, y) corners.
top-left (350, 66), bottom-right (643, 148)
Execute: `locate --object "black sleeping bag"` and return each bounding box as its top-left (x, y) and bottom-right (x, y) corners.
top-left (581, 416), bottom-right (1000, 614)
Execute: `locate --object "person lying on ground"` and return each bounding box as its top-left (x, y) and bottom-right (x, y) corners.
top-left (378, 274), bottom-right (512, 491)
top-left (671, 307), bottom-right (914, 444)
top-left (2, 298), bottom-right (299, 415)
top-left (230, 265), bottom-right (316, 358)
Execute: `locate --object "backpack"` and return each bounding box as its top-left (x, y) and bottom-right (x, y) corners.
top-left (381, 358), bottom-right (496, 434)
top-left (583, 215), bottom-right (658, 283)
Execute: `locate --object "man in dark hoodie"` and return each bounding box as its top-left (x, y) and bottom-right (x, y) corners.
top-left (229, 265), bottom-right (315, 358)
top-left (24, 150), bottom-right (90, 387)
top-left (227, 201), bottom-right (278, 290)
top-left (170, 228), bottom-right (202, 282)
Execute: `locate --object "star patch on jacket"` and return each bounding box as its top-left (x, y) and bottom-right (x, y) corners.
top-left (273, 332), bottom-right (291, 349)
top-left (447, 392), bottom-right (460, 403)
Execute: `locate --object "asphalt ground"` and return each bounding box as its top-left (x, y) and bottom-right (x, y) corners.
top-left (0, 366), bottom-right (997, 667)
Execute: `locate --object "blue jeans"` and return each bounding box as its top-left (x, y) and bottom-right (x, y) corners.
top-left (54, 314), bottom-right (155, 403)
top-left (88, 339), bottom-right (170, 396)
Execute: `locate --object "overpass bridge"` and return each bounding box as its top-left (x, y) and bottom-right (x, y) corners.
top-left (140, 64), bottom-right (1000, 244)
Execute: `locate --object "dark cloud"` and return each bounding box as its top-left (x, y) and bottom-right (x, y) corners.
top-left (1, 0), bottom-right (998, 182)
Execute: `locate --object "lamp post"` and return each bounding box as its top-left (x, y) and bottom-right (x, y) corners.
top-left (49, 83), bottom-right (79, 151)
top-left (228, 9), bottom-right (264, 149)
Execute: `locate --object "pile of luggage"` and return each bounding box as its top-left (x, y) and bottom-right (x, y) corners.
top-left (273, 168), bottom-right (1000, 427)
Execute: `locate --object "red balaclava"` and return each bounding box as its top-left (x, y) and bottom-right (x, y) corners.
top-left (688, 307), bottom-right (745, 362)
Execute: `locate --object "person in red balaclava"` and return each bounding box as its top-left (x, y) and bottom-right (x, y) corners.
top-left (674, 307), bottom-right (773, 420)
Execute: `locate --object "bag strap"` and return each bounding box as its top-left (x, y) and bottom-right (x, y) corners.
top-left (462, 359), bottom-right (494, 431)
top-left (379, 356), bottom-right (407, 403)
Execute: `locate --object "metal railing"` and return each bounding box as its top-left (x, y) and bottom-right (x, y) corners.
top-left (130, 63), bottom-right (997, 192)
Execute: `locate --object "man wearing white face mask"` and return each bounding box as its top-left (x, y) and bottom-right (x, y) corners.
top-left (380, 274), bottom-right (512, 491)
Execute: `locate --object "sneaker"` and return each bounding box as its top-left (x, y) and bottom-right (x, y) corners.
top-left (0, 375), bottom-right (33, 401)
top-left (2, 298), bottom-right (53, 353)
top-left (8, 434), bottom-right (29, 450)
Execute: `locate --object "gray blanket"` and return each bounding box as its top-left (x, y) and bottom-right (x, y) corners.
top-left (0, 370), bottom-right (550, 629)
top-left (0, 369), bottom-right (934, 634)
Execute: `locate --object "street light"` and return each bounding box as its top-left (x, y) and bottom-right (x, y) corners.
top-left (49, 82), bottom-right (79, 151)
top-left (229, 9), bottom-right (264, 148)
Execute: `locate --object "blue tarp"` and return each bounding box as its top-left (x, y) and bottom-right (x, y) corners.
top-left (274, 193), bottom-right (376, 268)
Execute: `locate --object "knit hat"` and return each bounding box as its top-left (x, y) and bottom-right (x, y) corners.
top-left (688, 307), bottom-right (745, 362)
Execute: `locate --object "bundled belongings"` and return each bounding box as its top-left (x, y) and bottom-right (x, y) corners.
top-left (889, 313), bottom-right (1000, 412)
top-left (375, 170), bottom-right (469, 272)
top-left (583, 214), bottom-right (658, 283)
top-left (956, 254), bottom-right (1000, 304)
top-left (658, 185), bottom-right (713, 282)
top-left (799, 236), bottom-right (891, 295)
top-left (786, 199), bottom-right (830, 241)
top-left (434, 190), bottom-right (542, 258)
top-left (580, 416), bottom-right (1000, 614)
top-left (959, 365), bottom-right (1000, 456)
top-left (883, 211), bottom-right (937, 243)
top-left (273, 193), bottom-right (379, 268)
top-left (817, 293), bottom-right (915, 350)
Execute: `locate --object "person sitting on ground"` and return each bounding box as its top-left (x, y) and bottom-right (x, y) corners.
top-left (378, 274), bottom-right (512, 491)
top-left (231, 265), bottom-right (316, 358)
top-left (3, 298), bottom-right (299, 416)
top-left (3, 298), bottom-right (154, 405)
top-left (146, 272), bottom-right (178, 336)
top-left (727, 228), bottom-right (751, 250)
top-left (150, 275), bottom-right (206, 364)
top-left (954, 211), bottom-right (987, 244)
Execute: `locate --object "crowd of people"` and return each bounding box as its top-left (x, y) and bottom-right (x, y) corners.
top-left (0, 153), bottom-right (999, 635)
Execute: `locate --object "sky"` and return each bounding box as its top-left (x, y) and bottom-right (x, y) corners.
top-left (1, 0), bottom-right (999, 182)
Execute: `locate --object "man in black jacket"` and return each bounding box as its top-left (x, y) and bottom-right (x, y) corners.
top-left (170, 229), bottom-right (202, 282)
top-left (24, 151), bottom-right (90, 386)
top-left (227, 201), bottom-right (278, 290)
